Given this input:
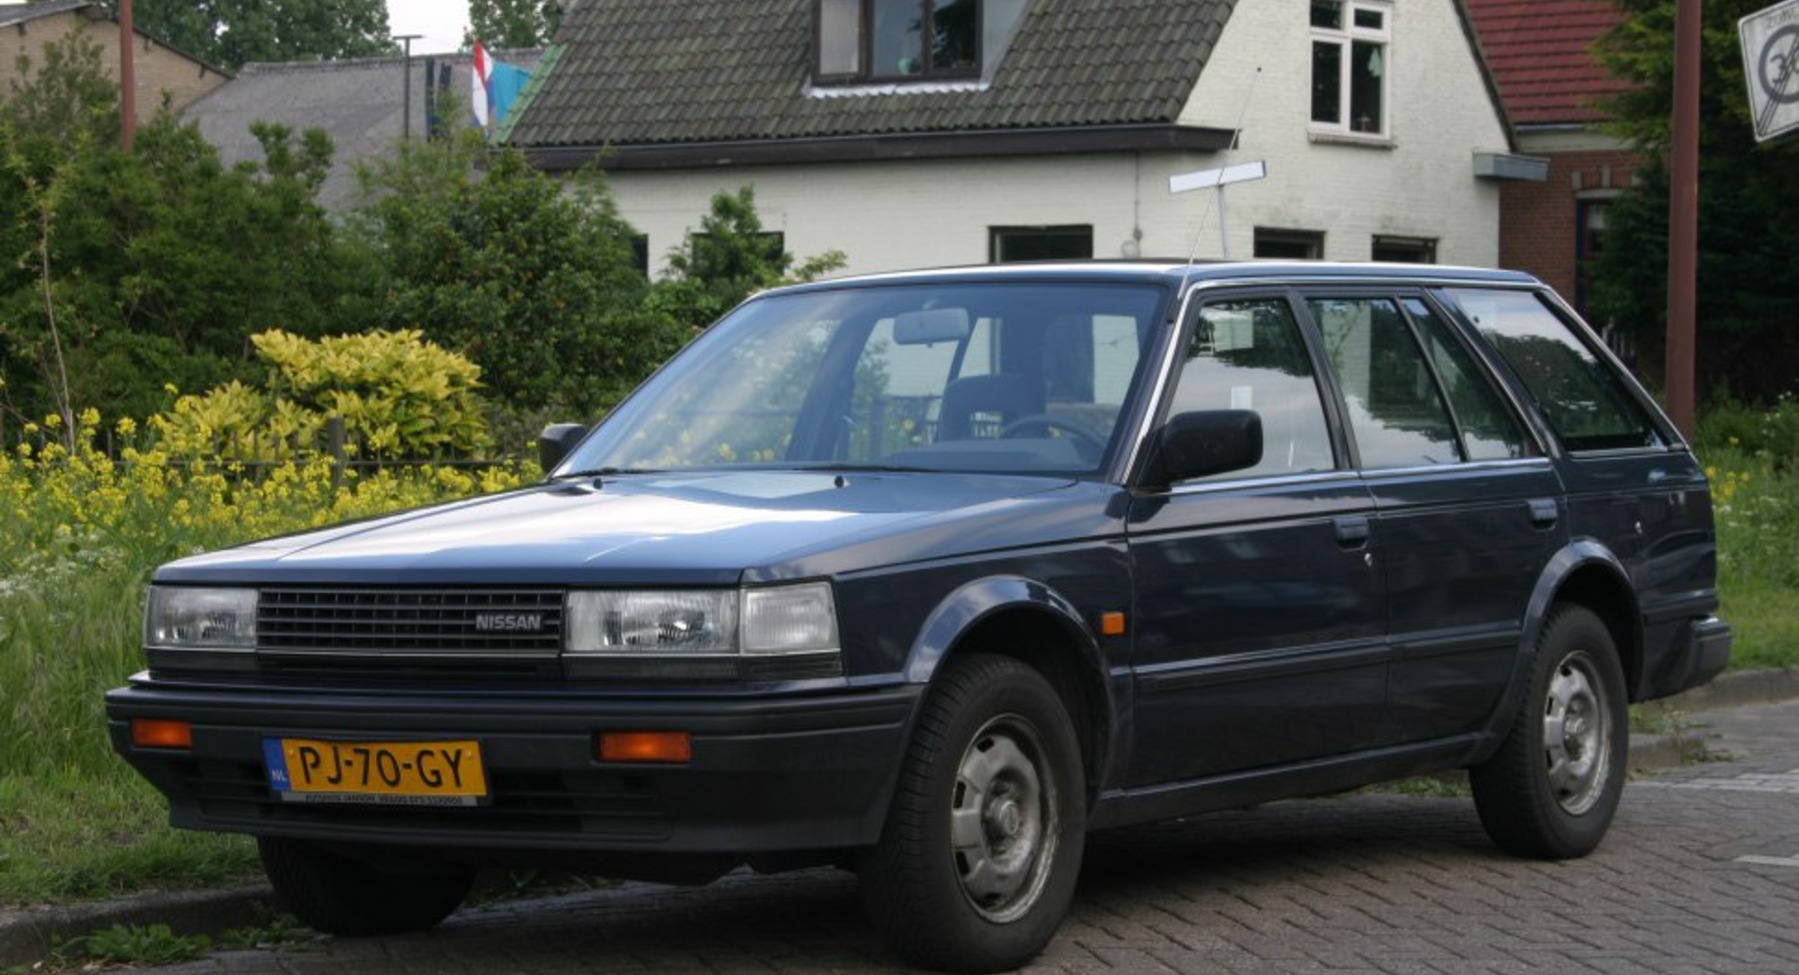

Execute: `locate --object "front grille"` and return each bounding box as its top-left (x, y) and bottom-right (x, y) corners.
top-left (258, 588), bottom-right (564, 657)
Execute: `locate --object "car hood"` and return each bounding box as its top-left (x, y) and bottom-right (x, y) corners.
top-left (156, 470), bottom-right (1109, 586)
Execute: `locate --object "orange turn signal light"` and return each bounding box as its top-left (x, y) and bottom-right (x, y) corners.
top-left (131, 718), bottom-right (193, 750)
top-left (1100, 611), bottom-right (1127, 636)
top-left (597, 731), bottom-right (692, 764)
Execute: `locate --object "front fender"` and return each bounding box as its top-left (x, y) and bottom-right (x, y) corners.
top-left (899, 575), bottom-right (1120, 799)
top-left (901, 575), bottom-right (1098, 683)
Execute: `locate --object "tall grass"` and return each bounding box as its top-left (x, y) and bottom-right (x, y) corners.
top-left (1693, 398), bottom-right (1799, 670)
top-left (0, 412), bottom-right (533, 904)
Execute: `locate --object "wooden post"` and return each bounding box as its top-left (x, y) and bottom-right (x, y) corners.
top-left (1665, 0), bottom-right (1703, 439)
top-left (119, 0), bottom-right (136, 150)
top-left (327, 416), bottom-right (346, 491)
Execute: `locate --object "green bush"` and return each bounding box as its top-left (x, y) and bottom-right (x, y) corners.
top-left (150, 329), bottom-right (491, 461)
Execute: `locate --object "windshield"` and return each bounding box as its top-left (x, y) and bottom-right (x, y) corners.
top-left (560, 281), bottom-right (1168, 476)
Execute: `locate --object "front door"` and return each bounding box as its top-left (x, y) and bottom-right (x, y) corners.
top-left (1126, 293), bottom-right (1387, 786)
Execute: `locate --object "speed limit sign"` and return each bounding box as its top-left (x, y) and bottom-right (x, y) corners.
top-left (1741, 0), bottom-right (1799, 142)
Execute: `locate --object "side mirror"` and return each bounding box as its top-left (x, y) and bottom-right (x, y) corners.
top-left (537, 423), bottom-right (588, 473)
top-left (1145, 410), bottom-right (1262, 487)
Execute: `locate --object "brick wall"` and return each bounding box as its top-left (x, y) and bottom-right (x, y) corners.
top-left (1497, 148), bottom-right (1640, 307)
top-left (1, 8), bottom-right (227, 122)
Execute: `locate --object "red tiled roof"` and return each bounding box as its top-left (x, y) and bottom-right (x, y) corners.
top-left (1464, 0), bottom-right (1633, 126)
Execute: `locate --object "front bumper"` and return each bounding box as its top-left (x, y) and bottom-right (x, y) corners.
top-left (106, 676), bottom-right (920, 855)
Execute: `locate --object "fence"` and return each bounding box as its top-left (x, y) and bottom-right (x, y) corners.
top-left (0, 415), bottom-right (523, 488)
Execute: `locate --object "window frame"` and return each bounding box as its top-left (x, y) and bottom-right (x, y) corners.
top-left (1371, 235), bottom-right (1436, 265)
top-left (1309, 0), bottom-right (1392, 139)
top-left (989, 224), bottom-right (1094, 263)
top-left (814, 0), bottom-right (985, 85)
top-left (1254, 227), bottom-right (1326, 260)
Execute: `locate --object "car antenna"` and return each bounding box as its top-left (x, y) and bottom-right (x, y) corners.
top-left (1173, 66), bottom-right (1265, 303)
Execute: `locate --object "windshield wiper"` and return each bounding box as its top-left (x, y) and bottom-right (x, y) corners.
top-left (796, 462), bottom-right (934, 474)
top-left (551, 467), bottom-right (660, 479)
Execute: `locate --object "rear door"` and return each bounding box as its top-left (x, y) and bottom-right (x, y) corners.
top-left (1299, 290), bottom-right (1565, 745)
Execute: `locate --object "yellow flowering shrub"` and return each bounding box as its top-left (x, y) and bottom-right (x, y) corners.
top-left (149, 329), bottom-right (491, 463)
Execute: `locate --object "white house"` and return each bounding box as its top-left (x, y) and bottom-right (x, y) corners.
top-left (503, 0), bottom-right (1541, 277)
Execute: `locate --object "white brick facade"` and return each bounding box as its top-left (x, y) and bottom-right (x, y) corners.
top-left (602, 2), bottom-right (1511, 279)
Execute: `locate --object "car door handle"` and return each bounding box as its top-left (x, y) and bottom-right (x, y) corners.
top-left (1529, 498), bottom-right (1559, 528)
top-left (1334, 515), bottom-right (1371, 547)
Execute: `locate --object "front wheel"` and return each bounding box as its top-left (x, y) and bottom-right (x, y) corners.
top-left (259, 836), bottom-right (475, 936)
top-left (860, 653), bottom-right (1087, 973)
top-left (1471, 605), bottom-right (1628, 859)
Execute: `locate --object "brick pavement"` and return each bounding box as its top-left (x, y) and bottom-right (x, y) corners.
top-left (111, 701), bottom-right (1799, 975)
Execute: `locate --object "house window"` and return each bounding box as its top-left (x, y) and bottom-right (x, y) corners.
top-left (1575, 198), bottom-right (1611, 315)
top-left (630, 235), bottom-right (651, 278)
top-left (1254, 228), bottom-right (1325, 260)
top-left (1310, 1), bottom-right (1390, 136)
top-left (990, 225), bottom-right (1092, 263)
top-left (817, 0), bottom-right (982, 82)
top-left (1371, 235), bottom-right (1436, 264)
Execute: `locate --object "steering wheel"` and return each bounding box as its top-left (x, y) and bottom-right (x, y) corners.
top-left (998, 413), bottom-right (1107, 460)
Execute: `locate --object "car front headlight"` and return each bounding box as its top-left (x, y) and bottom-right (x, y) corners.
top-left (143, 586), bottom-right (258, 673)
top-left (565, 582), bottom-right (841, 680)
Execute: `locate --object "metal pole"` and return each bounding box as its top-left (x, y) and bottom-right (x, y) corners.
top-left (1216, 185), bottom-right (1230, 260)
top-left (395, 34), bottom-right (423, 141)
top-left (1666, 0), bottom-right (1702, 438)
top-left (119, 0), bottom-right (136, 149)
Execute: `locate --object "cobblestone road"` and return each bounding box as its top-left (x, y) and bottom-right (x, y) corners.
top-left (135, 701), bottom-right (1799, 975)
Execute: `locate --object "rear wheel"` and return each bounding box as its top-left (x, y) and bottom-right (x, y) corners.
top-left (259, 837), bottom-right (474, 936)
top-left (1471, 605), bottom-right (1628, 859)
top-left (860, 653), bottom-right (1086, 973)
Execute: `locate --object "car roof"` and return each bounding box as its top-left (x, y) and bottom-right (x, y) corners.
top-left (762, 260), bottom-right (1542, 298)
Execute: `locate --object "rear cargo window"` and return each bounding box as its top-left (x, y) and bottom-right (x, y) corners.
top-left (1447, 289), bottom-right (1663, 452)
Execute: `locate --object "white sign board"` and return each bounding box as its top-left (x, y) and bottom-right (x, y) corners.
top-left (1741, 0), bottom-right (1799, 142)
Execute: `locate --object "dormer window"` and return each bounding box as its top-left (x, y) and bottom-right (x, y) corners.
top-left (817, 0), bottom-right (982, 83)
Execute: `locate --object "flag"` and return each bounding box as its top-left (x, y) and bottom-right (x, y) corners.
top-left (470, 42), bottom-right (531, 134)
top-left (471, 42), bottom-right (492, 128)
top-left (488, 60), bottom-right (531, 128)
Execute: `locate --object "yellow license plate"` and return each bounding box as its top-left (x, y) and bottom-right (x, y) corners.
top-left (264, 738), bottom-right (488, 806)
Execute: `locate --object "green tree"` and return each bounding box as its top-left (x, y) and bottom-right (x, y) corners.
top-left (650, 185), bottom-right (847, 332)
top-left (466, 0), bottom-right (563, 49)
top-left (352, 131), bottom-right (678, 415)
top-left (1590, 0), bottom-right (1799, 403)
top-left (123, 0), bottom-right (395, 71)
top-left (4, 25), bottom-right (117, 152)
top-left (2, 88), bottom-right (380, 425)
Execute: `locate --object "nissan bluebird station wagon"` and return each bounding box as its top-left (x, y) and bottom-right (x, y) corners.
top-left (108, 262), bottom-right (1730, 972)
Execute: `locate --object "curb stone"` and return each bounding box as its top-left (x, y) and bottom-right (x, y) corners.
top-left (3, 667), bottom-right (1794, 969)
top-left (0, 885), bottom-right (277, 969)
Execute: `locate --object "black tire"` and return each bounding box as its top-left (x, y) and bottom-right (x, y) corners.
top-left (1471, 605), bottom-right (1628, 859)
top-left (259, 836), bottom-right (474, 936)
top-left (860, 653), bottom-right (1087, 974)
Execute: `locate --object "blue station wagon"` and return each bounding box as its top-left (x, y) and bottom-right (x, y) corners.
top-left (108, 262), bottom-right (1730, 972)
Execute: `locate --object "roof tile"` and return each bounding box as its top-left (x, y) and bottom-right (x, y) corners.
top-left (507, 0), bottom-right (1238, 148)
top-left (1464, 0), bottom-right (1633, 125)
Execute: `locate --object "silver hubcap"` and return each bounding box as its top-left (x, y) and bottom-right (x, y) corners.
top-left (950, 716), bottom-right (1058, 923)
top-left (1543, 652), bottom-right (1611, 815)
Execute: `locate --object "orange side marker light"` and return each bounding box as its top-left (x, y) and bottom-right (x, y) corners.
top-left (1100, 612), bottom-right (1127, 637)
top-left (597, 731), bottom-right (692, 764)
top-left (131, 718), bottom-right (193, 750)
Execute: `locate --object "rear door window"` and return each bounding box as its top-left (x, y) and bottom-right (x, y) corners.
top-left (1308, 296), bottom-right (1462, 469)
